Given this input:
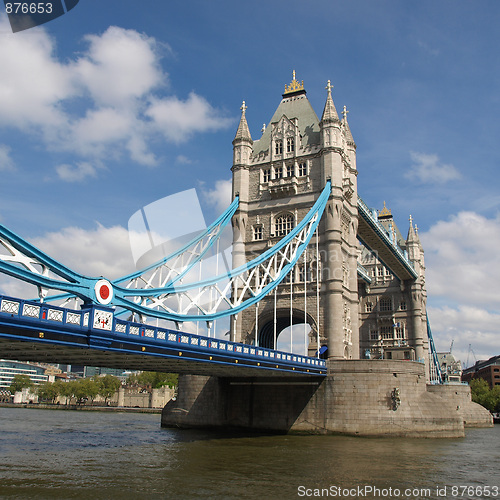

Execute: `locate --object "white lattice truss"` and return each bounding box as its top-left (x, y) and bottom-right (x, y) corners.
top-left (119, 209), bottom-right (322, 322)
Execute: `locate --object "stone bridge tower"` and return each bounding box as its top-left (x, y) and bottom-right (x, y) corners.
top-left (231, 73), bottom-right (359, 359)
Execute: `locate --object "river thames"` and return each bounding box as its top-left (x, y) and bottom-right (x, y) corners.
top-left (0, 407), bottom-right (498, 499)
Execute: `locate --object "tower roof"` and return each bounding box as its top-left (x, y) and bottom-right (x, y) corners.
top-left (253, 73), bottom-right (320, 154)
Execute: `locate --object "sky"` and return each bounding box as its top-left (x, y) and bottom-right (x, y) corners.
top-left (0, 0), bottom-right (499, 366)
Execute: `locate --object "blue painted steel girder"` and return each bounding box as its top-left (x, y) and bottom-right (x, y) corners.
top-left (357, 197), bottom-right (418, 281)
top-left (0, 294), bottom-right (327, 378)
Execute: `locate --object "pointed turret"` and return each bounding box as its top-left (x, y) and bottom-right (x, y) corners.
top-left (342, 105), bottom-right (356, 148)
top-left (233, 101), bottom-right (253, 144)
top-left (406, 215), bottom-right (423, 269)
top-left (321, 80), bottom-right (340, 123)
top-left (232, 101), bottom-right (253, 203)
top-left (406, 215), bottom-right (418, 244)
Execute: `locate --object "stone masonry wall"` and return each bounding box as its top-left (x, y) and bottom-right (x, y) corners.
top-left (427, 383), bottom-right (493, 428)
top-left (162, 360), bottom-right (492, 437)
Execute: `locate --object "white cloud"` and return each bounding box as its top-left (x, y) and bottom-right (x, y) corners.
top-left (69, 107), bottom-right (135, 156)
top-left (406, 151), bottom-right (461, 183)
top-left (0, 16), bottom-right (73, 131)
top-left (0, 17), bottom-right (233, 172)
top-left (147, 92), bottom-right (233, 143)
top-left (0, 144), bottom-right (14, 171)
top-left (427, 305), bottom-right (500, 367)
top-left (176, 155), bottom-right (193, 165)
top-left (55, 162), bottom-right (98, 182)
top-left (421, 211), bottom-right (500, 363)
top-left (127, 133), bottom-right (157, 167)
top-left (202, 179), bottom-right (232, 215)
top-left (72, 26), bottom-right (163, 107)
top-left (421, 211), bottom-right (500, 309)
top-left (32, 224), bottom-right (135, 279)
top-left (0, 224), bottom-right (135, 299)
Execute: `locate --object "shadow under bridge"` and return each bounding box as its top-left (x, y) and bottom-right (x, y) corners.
top-left (257, 309), bottom-right (317, 351)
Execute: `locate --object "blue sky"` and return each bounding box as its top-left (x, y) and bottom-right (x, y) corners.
top-left (0, 0), bottom-right (499, 364)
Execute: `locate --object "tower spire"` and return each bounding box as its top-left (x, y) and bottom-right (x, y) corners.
top-left (233, 100), bottom-right (252, 143)
top-left (321, 80), bottom-right (339, 123)
top-left (342, 105), bottom-right (356, 147)
top-left (407, 214), bottom-right (417, 243)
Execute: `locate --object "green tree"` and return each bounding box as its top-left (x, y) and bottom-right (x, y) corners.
top-left (9, 374), bottom-right (33, 393)
top-left (492, 386), bottom-right (500, 413)
top-left (96, 375), bottom-right (121, 404)
top-left (80, 378), bottom-right (99, 404)
top-left (36, 381), bottom-right (60, 403)
top-left (469, 378), bottom-right (500, 412)
top-left (128, 372), bottom-right (178, 389)
top-left (59, 380), bottom-right (78, 405)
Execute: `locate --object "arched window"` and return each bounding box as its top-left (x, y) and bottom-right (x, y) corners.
top-left (287, 137), bottom-right (295, 153)
top-left (274, 213), bottom-right (294, 237)
top-left (379, 297), bottom-right (392, 312)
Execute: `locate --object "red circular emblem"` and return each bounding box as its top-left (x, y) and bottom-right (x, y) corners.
top-left (99, 284), bottom-right (110, 300)
top-left (94, 279), bottom-right (113, 305)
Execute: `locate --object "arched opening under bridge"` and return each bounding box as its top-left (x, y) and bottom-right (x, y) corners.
top-left (256, 310), bottom-right (317, 355)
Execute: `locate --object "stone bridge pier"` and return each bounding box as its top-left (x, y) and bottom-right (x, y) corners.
top-left (161, 360), bottom-right (492, 437)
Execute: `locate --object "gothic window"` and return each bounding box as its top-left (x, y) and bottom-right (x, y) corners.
top-left (370, 328), bottom-right (379, 341)
top-left (253, 225), bottom-right (263, 241)
top-left (274, 166), bottom-right (283, 179)
top-left (287, 137), bottom-right (295, 153)
top-left (275, 213), bottom-right (294, 237)
top-left (263, 169), bottom-right (271, 183)
top-left (399, 300), bottom-right (407, 311)
top-left (380, 326), bottom-right (393, 340)
top-left (377, 267), bottom-right (384, 278)
top-left (286, 164), bottom-right (294, 177)
top-left (379, 297), bottom-right (392, 312)
top-left (365, 301), bottom-right (373, 313)
top-left (275, 140), bottom-right (283, 155)
top-left (396, 325), bottom-right (405, 339)
top-left (298, 162), bottom-right (307, 176)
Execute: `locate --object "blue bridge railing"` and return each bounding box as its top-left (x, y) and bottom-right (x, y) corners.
top-left (0, 294), bottom-right (327, 376)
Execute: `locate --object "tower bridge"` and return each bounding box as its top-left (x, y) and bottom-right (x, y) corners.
top-left (0, 73), bottom-right (492, 436)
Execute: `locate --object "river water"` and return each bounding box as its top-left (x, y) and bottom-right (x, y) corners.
top-left (0, 408), bottom-right (498, 500)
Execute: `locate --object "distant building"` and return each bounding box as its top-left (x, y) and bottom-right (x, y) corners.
top-left (0, 359), bottom-right (48, 389)
top-left (437, 352), bottom-right (462, 383)
top-left (462, 355), bottom-right (500, 388)
top-left (84, 366), bottom-right (126, 378)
